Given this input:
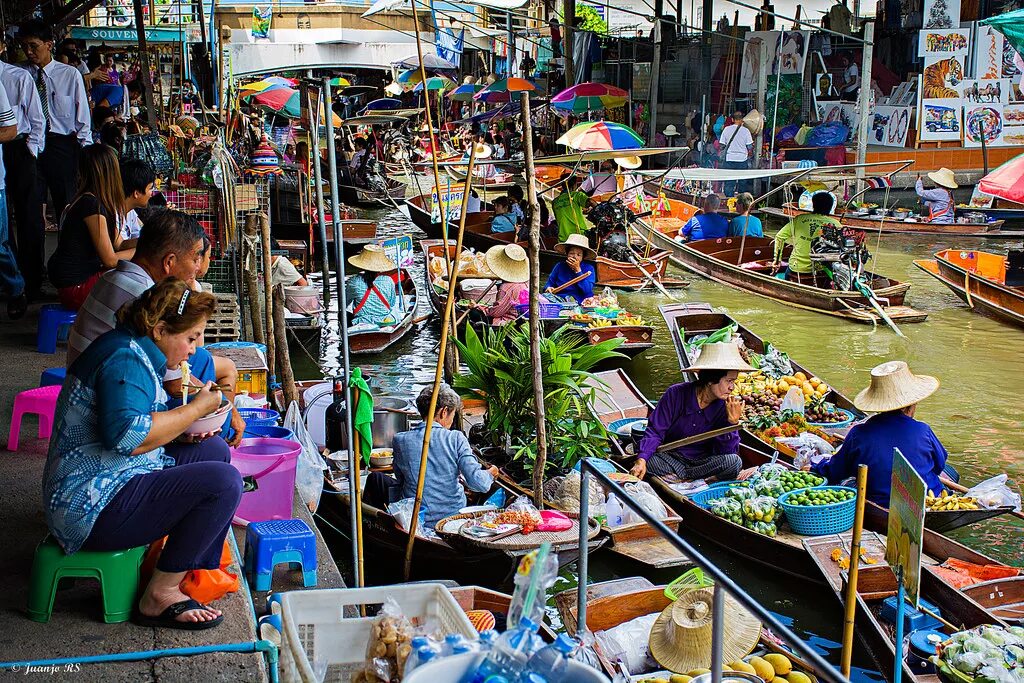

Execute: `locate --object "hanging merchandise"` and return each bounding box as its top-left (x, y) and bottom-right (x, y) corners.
top-left (251, 6), bottom-right (272, 40)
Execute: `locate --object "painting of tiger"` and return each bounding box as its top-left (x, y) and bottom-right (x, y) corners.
top-left (923, 58), bottom-right (964, 99)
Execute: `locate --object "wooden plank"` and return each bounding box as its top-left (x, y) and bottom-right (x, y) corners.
top-left (608, 535), bottom-right (692, 569)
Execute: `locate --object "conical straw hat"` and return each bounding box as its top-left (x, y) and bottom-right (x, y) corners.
top-left (473, 142), bottom-right (493, 159)
top-left (927, 167), bottom-right (958, 189)
top-left (615, 155), bottom-right (642, 169)
top-left (743, 109), bottom-right (764, 135)
top-left (649, 588), bottom-right (762, 673)
top-left (485, 244), bottom-right (530, 283)
top-left (347, 244), bottom-right (396, 273)
top-left (687, 342), bottom-right (755, 372)
top-left (853, 361), bottom-right (939, 413)
top-left (553, 233), bottom-right (597, 260)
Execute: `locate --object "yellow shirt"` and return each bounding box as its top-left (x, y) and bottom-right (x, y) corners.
top-left (773, 213), bottom-right (842, 273)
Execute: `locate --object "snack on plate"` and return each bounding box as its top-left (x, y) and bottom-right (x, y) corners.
top-left (494, 495), bottom-right (543, 533)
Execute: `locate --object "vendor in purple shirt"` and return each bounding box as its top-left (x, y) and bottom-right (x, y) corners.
top-left (630, 342), bottom-right (752, 482)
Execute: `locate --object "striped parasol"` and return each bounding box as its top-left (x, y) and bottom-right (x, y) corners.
top-left (555, 121), bottom-right (645, 151)
top-left (551, 82), bottom-right (628, 113)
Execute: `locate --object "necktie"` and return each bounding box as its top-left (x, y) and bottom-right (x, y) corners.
top-left (36, 68), bottom-right (50, 131)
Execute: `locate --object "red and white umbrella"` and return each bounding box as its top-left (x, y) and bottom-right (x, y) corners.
top-left (978, 152), bottom-right (1024, 204)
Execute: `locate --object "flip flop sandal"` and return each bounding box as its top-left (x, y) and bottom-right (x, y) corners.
top-left (134, 598), bottom-right (224, 631)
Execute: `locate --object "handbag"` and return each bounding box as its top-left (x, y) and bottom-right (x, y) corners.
top-left (122, 132), bottom-right (174, 176)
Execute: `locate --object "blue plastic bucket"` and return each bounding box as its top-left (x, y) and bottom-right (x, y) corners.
top-left (244, 425), bottom-right (294, 440)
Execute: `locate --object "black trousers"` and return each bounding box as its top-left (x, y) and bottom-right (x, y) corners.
top-left (38, 133), bottom-right (81, 221)
top-left (2, 138), bottom-right (43, 295)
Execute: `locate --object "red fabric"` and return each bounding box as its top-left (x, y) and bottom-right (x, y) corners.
top-left (56, 271), bottom-right (103, 310)
top-left (824, 145), bottom-right (847, 166)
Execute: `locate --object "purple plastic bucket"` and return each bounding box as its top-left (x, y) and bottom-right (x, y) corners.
top-left (230, 438), bottom-right (301, 526)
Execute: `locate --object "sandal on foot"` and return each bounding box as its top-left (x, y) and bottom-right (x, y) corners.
top-left (135, 599), bottom-right (224, 630)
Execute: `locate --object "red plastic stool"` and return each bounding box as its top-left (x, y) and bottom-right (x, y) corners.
top-left (8, 385), bottom-right (61, 451)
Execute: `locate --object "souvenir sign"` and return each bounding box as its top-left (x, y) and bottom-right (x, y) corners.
top-left (739, 30), bottom-right (811, 93)
top-left (886, 448), bottom-right (927, 608)
top-left (1004, 103), bottom-right (1024, 146)
top-left (963, 104), bottom-right (1004, 147)
top-left (966, 186), bottom-right (995, 209)
top-left (1003, 40), bottom-right (1022, 80)
top-left (918, 28), bottom-right (970, 58)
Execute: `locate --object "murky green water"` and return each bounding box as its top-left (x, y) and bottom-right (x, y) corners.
top-left (301, 184), bottom-right (1022, 681)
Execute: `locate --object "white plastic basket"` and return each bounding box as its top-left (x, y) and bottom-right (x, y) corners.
top-left (279, 584), bottom-right (478, 683)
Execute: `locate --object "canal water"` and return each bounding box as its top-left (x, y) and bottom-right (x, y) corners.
top-left (297, 187), bottom-right (1023, 681)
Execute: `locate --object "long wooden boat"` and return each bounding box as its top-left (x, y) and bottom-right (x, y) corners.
top-left (961, 577), bottom-right (1024, 623)
top-left (338, 177), bottom-right (407, 207)
top-left (914, 249), bottom-right (1024, 328)
top-left (448, 586), bottom-right (557, 640)
top-left (958, 198), bottom-right (1024, 224)
top-left (637, 229), bottom-right (928, 324)
top-left (347, 268), bottom-right (420, 355)
top-left (445, 166), bottom-right (517, 192)
top-left (804, 532), bottom-right (1004, 683)
top-left (761, 203), bottom-right (1021, 238)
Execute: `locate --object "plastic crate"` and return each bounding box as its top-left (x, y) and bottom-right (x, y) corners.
top-left (515, 302), bottom-right (564, 318)
top-left (279, 584), bottom-right (478, 683)
top-left (777, 486), bottom-right (857, 536)
top-left (686, 481), bottom-right (746, 509)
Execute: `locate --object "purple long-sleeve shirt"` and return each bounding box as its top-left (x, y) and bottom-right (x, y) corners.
top-left (638, 382), bottom-right (739, 461)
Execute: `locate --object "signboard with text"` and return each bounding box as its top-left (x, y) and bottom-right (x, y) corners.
top-left (430, 185), bottom-right (465, 225)
top-left (885, 448), bottom-right (927, 607)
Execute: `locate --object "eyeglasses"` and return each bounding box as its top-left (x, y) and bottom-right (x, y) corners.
top-left (22, 41), bottom-right (51, 53)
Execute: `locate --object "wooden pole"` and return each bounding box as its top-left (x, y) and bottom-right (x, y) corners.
top-left (841, 464), bottom-right (869, 677)
top-left (754, 37), bottom-right (769, 194)
top-left (272, 284), bottom-right (299, 407)
top-left (242, 214), bottom-right (265, 345)
top-left (132, 0), bottom-right (159, 132)
top-left (404, 146), bottom-right (478, 581)
top-left (855, 21), bottom-right (874, 194)
top-left (259, 211), bottom-right (276, 405)
top-left (563, 0), bottom-right (575, 86)
top-left (522, 92), bottom-right (548, 509)
top-left (306, 79), bottom-right (332, 308)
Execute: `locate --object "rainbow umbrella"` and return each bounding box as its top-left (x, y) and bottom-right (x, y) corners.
top-left (555, 121), bottom-right (644, 151)
top-left (362, 97), bottom-right (403, 112)
top-left (248, 87), bottom-right (298, 111)
top-left (413, 76), bottom-right (454, 92)
top-left (978, 152), bottom-right (1024, 204)
top-left (473, 77), bottom-right (540, 103)
top-left (551, 82), bottom-right (628, 113)
top-left (330, 76), bottom-right (351, 87)
top-left (241, 76), bottom-right (297, 92)
top-left (395, 69), bottom-right (424, 85)
top-left (448, 83), bottom-right (484, 101)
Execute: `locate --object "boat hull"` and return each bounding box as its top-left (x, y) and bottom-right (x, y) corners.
top-left (914, 251), bottom-right (1024, 328)
top-left (763, 203), bottom-right (1014, 238)
top-left (347, 268), bottom-right (420, 355)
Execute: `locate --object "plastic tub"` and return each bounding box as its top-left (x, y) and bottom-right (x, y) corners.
top-left (239, 407), bottom-right (280, 428)
top-left (404, 652), bottom-right (609, 683)
top-left (229, 438), bottom-right (301, 525)
top-left (777, 485), bottom-right (857, 535)
top-left (243, 425), bottom-right (295, 441)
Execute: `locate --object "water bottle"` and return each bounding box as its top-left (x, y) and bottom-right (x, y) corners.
top-left (443, 633), bottom-right (468, 656)
top-left (404, 637), bottom-right (438, 675)
top-left (461, 617), bottom-right (541, 683)
top-left (606, 494), bottom-right (624, 528)
top-left (520, 634), bottom-right (575, 683)
top-left (478, 630), bottom-right (499, 652)
top-left (452, 642), bottom-right (475, 657)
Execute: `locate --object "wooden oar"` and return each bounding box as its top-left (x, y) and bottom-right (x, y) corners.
top-left (940, 475), bottom-right (1024, 522)
top-left (655, 425), bottom-right (741, 453)
top-left (549, 269), bottom-right (593, 295)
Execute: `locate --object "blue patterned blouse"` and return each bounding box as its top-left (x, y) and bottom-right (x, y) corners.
top-left (43, 328), bottom-right (173, 554)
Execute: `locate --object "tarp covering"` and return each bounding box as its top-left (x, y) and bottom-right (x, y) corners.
top-left (636, 167), bottom-right (811, 182)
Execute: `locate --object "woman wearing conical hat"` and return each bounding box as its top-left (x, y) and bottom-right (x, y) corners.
top-left (915, 168), bottom-right (958, 224)
top-left (811, 361), bottom-right (947, 506)
top-left (631, 343), bottom-right (752, 483)
top-left (345, 245), bottom-right (399, 328)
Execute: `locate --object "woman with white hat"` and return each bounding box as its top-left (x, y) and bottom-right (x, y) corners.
top-left (544, 233), bottom-right (597, 304)
top-left (614, 156), bottom-right (645, 208)
top-left (631, 343), bottom-right (751, 482)
top-left (811, 361), bottom-right (947, 506)
top-left (344, 244), bottom-right (399, 327)
top-left (915, 168), bottom-right (957, 224)
top-left (468, 244), bottom-right (531, 326)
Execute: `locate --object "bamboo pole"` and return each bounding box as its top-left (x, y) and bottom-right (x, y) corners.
top-left (841, 464), bottom-right (869, 677)
top-left (272, 285), bottom-right (299, 408)
top-left (403, 145), bottom-right (479, 581)
top-left (259, 211), bottom-right (276, 407)
top-left (522, 93), bottom-right (548, 509)
top-left (242, 214), bottom-right (265, 345)
top-left (306, 79), bottom-right (332, 308)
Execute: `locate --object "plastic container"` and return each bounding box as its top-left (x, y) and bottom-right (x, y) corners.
top-left (229, 438), bottom-right (301, 525)
top-left (522, 634), bottom-right (575, 683)
top-left (880, 596), bottom-right (942, 632)
top-left (808, 407), bottom-right (856, 429)
top-left (239, 407), bottom-right (280, 428)
top-left (278, 584), bottom-right (478, 683)
top-left (404, 653), bottom-right (608, 683)
top-left (777, 486), bottom-right (858, 536)
top-left (243, 425), bottom-right (295, 440)
top-left (462, 617), bottom-right (540, 683)
top-left (515, 302), bottom-right (563, 318)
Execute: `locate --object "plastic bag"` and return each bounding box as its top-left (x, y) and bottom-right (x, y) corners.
top-left (622, 481), bottom-right (668, 520)
top-left (794, 124), bottom-right (815, 146)
top-left (743, 495), bottom-right (779, 523)
top-left (556, 470), bottom-right (604, 511)
top-left (284, 401), bottom-right (327, 514)
top-left (352, 597), bottom-right (415, 683)
top-left (752, 477), bottom-right (785, 499)
top-left (776, 433), bottom-right (837, 470)
top-left (780, 386), bottom-right (806, 415)
top-left (966, 474), bottom-right (1022, 512)
top-left (495, 494), bottom-right (543, 531)
top-left (709, 496), bottom-right (743, 525)
top-left (725, 485), bottom-right (755, 501)
top-left (751, 463), bottom-right (787, 482)
top-left (594, 612), bottom-right (660, 674)
top-left (388, 498), bottom-right (437, 539)
top-left (508, 545), bottom-right (559, 626)
top-left (572, 630), bottom-right (604, 673)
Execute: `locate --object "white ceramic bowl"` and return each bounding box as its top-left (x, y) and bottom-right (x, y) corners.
top-left (184, 401), bottom-right (232, 435)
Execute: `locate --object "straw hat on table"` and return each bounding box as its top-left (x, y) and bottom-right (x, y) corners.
top-left (687, 342), bottom-right (755, 372)
top-left (615, 155), bottom-right (642, 169)
top-left (347, 244), bottom-right (396, 273)
top-left (853, 361), bottom-right (939, 413)
top-left (649, 588), bottom-right (762, 673)
top-left (553, 233), bottom-right (597, 261)
top-left (927, 167), bottom-right (958, 189)
top-left (663, 124), bottom-right (680, 137)
top-left (485, 244), bottom-right (530, 283)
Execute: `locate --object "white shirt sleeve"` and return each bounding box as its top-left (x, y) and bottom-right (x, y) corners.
top-left (72, 68), bottom-right (92, 145)
top-left (25, 76), bottom-right (46, 156)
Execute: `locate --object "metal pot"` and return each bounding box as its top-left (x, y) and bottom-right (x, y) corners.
top-left (335, 396), bottom-right (416, 450)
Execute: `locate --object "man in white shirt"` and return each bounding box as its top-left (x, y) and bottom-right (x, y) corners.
top-left (0, 42), bottom-right (46, 300)
top-left (18, 19), bottom-right (92, 219)
top-left (718, 110), bottom-right (754, 196)
top-left (0, 85), bottom-right (27, 318)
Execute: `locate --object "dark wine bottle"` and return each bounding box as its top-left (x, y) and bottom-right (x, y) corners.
top-left (325, 377), bottom-right (347, 452)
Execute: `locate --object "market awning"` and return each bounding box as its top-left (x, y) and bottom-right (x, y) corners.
top-left (362, 0), bottom-right (529, 18)
top-left (981, 9), bottom-right (1024, 55)
top-left (226, 29), bottom-right (430, 75)
top-left (636, 161), bottom-right (916, 183)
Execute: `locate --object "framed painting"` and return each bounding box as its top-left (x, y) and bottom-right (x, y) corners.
top-left (962, 79), bottom-right (1010, 105)
top-left (918, 28), bottom-right (970, 58)
top-left (922, 55), bottom-right (966, 100)
top-left (974, 24), bottom-right (1003, 80)
top-left (919, 99), bottom-right (963, 141)
top-left (963, 104), bottom-right (1004, 147)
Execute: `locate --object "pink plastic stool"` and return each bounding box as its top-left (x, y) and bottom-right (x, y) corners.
top-left (8, 385), bottom-right (61, 451)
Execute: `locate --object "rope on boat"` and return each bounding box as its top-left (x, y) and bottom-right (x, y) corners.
top-left (964, 270), bottom-right (974, 308)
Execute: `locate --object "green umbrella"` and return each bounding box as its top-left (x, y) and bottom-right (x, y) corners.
top-left (981, 9), bottom-right (1024, 55)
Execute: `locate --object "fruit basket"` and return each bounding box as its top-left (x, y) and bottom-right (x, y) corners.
top-left (807, 407), bottom-right (856, 429)
top-left (687, 481), bottom-right (746, 509)
top-left (777, 486), bottom-right (857, 535)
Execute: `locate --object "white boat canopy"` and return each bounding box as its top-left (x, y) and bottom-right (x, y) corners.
top-left (636, 160), bottom-right (916, 183)
top-left (364, 0), bottom-right (530, 18)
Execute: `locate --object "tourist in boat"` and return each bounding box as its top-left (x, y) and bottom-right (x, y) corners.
top-left (552, 174), bottom-right (590, 241)
top-left (490, 197), bottom-right (517, 234)
top-left (676, 194), bottom-right (729, 241)
top-left (467, 244), bottom-right (530, 326)
top-left (915, 168), bottom-right (957, 224)
top-left (614, 155), bottom-right (645, 208)
top-left (771, 191), bottom-right (841, 283)
top-left (43, 278), bottom-right (242, 630)
top-left (471, 141), bottom-right (497, 180)
top-left (630, 342), bottom-right (750, 482)
top-left (390, 384), bottom-right (499, 525)
top-left (545, 233), bottom-right (596, 304)
top-left (811, 361), bottom-right (947, 506)
top-left (728, 192), bottom-right (764, 237)
top-left (581, 160), bottom-right (617, 196)
top-left (345, 244), bottom-right (399, 328)
top-left (505, 185), bottom-right (525, 225)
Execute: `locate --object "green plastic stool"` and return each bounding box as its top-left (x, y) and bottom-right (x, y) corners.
top-left (27, 536), bottom-right (147, 623)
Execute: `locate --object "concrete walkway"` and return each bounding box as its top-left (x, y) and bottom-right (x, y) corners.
top-left (0, 296), bottom-right (344, 682)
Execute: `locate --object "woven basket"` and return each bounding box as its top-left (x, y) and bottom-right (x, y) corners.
top-left (435, 510), bottom-right (599, 552)
top-left (777, 486), bottom-right (857, 535)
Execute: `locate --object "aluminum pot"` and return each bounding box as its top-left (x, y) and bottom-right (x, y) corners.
top-left (336, 396), bottom-right (416, 449)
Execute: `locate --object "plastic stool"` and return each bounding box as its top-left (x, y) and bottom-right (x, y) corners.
top-left (7, 385), bottom-right (61, 451)
top-left (27, 536), bottom-right (146, 623)
top-left (244, 519), bottom-right (317, 591)
top-left (37, 305), bottom-right (77, 354)
top-left (39, 367), bottom-right (67, 387)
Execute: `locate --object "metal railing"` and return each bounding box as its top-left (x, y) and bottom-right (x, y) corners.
top-left (576, 460), bottom-right (848, 683)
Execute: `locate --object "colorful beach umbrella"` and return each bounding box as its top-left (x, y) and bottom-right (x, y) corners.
top-left (981, 8), bottom-right (1024, 56)
top-left (395, 69), bottom-right (423, 85)
top-left (978, 152), bottom-right (1024, 204)
top-left (247, 87), bottom-right (298, 111)
top-left (329, 76), bottom-right (351, 87)
top-left (393, 53), bottom-right (457, 70)
top-left (413, 76), bottom-right (454, 92)
top-left (448, 83), bottom-right (484, 101)
top-left (551, 82), bottom-right (628, 113)
top-left (473, 77), bottom-right (539, 103)
top-left (555, 121), bottom-right (645, 151)
top-left (241, 76), bottom-right (297, 93)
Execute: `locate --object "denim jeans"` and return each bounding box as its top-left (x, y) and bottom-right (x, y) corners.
top-left (722, 160), bottom-right (751, 197)
top-left (0, 190), bottom-right (26, 297)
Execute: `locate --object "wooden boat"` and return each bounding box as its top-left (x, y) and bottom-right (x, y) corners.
top-left (962, 577), bottom-right (1024, 623)
top-left (957, 198), bottom-right (1024, 224)
top-left (637, 229), bottom-right (928, 325)
top-left (347, 268), bottom-right (420, 355)
top-left (338, 177), bottom-right (407, 207)
top-left (326, 219), bottom-right (378, 247)
top-left (445, 166), bottom-right (517, 192)
top-left (447, 586), bottom-right (558, 640)
top-left (761, 202), bottom-right (1020, 238)
top-left (804, 532), bottom-right (1004, 683)
top-left (914, 249), bottom-right (1024, 328)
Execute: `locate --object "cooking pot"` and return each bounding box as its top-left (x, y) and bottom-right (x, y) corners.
top-left (334, 396), bottom-right (417, 450)
top-left (630, 419), bottom-right (648, 449)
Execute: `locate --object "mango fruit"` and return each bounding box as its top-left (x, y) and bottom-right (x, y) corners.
top-left (748, 656), bottom-right (776, 682)
top-left (669, 676), bottom-right (693, 683)
top-left (729, 661), bottom-right (757, 675)
top-left (687, 669), bottom-right (712, 678)
top-left (787, 672), bottom-right (812, 683)
top-left (764, 654), bottom-right (793, 676)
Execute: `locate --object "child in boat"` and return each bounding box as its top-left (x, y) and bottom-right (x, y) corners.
top-left (490, 197), bottom-right (517, 234)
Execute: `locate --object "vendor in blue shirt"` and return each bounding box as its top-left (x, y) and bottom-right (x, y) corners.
top-left (677, 194), bottom-right (729, 242)
top-left (811, 361), bottom-right (947, 507)
top-left (544, 233), bottom-right (596, 304)
top-left (728, 193), bottom-right (764, 238)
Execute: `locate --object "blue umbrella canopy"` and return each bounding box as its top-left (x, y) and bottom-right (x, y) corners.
top-left (362, 97), bottom-right (403, 112)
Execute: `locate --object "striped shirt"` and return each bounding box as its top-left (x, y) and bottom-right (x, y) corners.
top-left (67, 261), bottom-right (154, 365)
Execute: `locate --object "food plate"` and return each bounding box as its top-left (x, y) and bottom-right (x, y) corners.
top-left (460, 522), bottom-right (521, 539)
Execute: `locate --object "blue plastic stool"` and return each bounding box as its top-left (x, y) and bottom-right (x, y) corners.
top-left (39, 367), bottom-right (67, 387)
top-left (244, 519), bottom-right (317, 592)
top-left (37, 305), bottom-right (77, 354)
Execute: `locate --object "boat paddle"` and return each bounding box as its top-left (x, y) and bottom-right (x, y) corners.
top-left (549, 269), bottom-right (594, 295)
top-left (850, 275), bottom-right (906, 338)
top-left (655, 424), bottom-right (741, 453)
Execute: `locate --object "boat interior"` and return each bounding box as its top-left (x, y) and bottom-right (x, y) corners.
top-left (937, 249), bottom-right (1009, 284)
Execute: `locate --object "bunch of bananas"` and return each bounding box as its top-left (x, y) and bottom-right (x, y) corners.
top-left (616, 315), bottom-right (646, 326)
top-left (588, 318), bottom-right (613, 328)
top-left (926, 490), bottom-right (980, 511)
